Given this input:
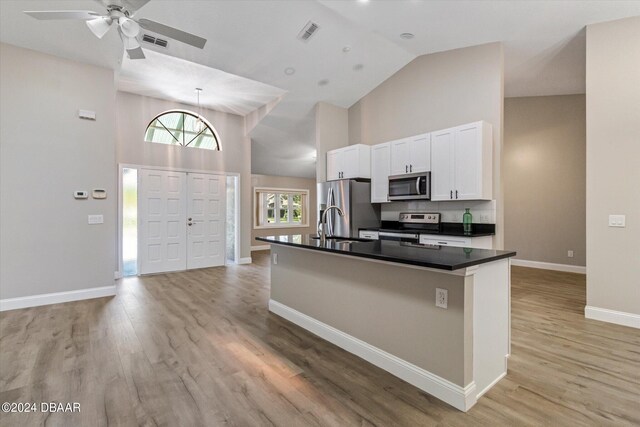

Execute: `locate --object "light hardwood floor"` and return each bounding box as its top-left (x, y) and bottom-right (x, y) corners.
top-left (1, 252), bottom-right (639, 426)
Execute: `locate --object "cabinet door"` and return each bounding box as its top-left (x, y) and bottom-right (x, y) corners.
top-left (340, 146), bottom-right (360, 179)
top-left (371, 143), bottom-right (390, 203)
top-left (454, 123), bottom-right (482, 199)
top-left (390, 138), bottom-right (411, 175)
top-left (430, 129), bottom-right (454, 201)
top-left (410, 133), bottom-right (431, 173)
top-left (326, 149), bottom-right (341, 181)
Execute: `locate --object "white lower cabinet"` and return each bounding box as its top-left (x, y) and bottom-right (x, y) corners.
top-left (419, 234), bottom-right (493, 249)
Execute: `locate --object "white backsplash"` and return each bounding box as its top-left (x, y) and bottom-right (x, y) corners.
top-left (381, 200), bottom-right (496, 224)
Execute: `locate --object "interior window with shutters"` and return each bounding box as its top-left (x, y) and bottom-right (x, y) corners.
top-left (144, 110), bottom-right (221, 151)
top-left (254, 188), bottom-right (309, 228)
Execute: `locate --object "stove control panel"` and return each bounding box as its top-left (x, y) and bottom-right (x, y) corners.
top-left (399, 212), bottom-right (440, 224)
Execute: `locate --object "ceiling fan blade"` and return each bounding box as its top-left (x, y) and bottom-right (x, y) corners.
top-left (86, 16), bottom-right (113, 38)
top-left (126, 46), bottom-right (146, 60)
top-left (137, 18), bottom-right (207, 49)
top-left (24, 10), bottom-right (100, 21)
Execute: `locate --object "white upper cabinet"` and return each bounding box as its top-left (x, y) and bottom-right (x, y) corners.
top-left (390, 133), bottom-right (431, 176)
top-left (371, 142), bottom-right (391, 203)
top-left (431, 121), bottom-right (492, 201)
top-left (326, 144), bottom-right (371, 181)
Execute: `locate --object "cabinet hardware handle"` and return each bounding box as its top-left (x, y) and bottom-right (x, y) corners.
top-left (410, 164), bottom-right (413, 172)
top-left (405, 165), bottom-right (408, 173)
top-left (455, 190), bottom-right (458, 199)
top-left (450, 190), bottom-right (453, 199)
top-left (438, 241), bottom-right (448, 245)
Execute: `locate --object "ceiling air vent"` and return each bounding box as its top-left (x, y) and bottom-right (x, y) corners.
top-left (297, 21), bottom-right (320, 42)
top-left (142, 33), bottom-right (169, 48)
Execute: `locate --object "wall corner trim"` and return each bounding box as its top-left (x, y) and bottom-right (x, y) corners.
top-left (510, 259), bottom-right (586, 274)
top-left (585, 306), bottom-right (640, 329)
top-left (269, 299), bottom-right (478, 411)
top-left (238, 257), bottom-right (252, 265)
top-left (251, 245), bottom-right (271, 252)
top-left (0, 285), bottom-right (116, 312)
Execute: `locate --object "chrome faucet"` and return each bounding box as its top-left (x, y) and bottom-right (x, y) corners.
top-left (320, 205), bottom-right (344, 243)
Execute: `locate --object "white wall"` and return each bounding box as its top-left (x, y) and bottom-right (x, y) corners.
top-left (115, 91), bottom-right (252, 260)
top-left (585, 16), bottom-right (640, 323)
top-left (0, 43), bottom-right (117, 299)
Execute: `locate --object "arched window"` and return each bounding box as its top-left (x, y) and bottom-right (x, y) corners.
top-left (144, 110), bottom-right (221, 151)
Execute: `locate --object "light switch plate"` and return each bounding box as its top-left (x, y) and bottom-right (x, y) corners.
top-left (88, 214), bottom-right (104, 224)
top-left (608, 214), bottom-right (626, 227)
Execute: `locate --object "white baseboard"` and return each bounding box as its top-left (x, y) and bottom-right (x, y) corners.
top-left (585, 306), bottom-right (640, 329)
top-left (269, 299), bottom-right (477, 412)
top-left (251, 245), bottom-right (271, 251)
top-left (0, 285), bottom-right (116, 312)
top-left (511, 259), bottom-right (586, 274)
top-left (238, 257), bottom-right (252, 265)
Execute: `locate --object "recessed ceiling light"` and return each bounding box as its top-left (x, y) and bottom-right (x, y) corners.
top-left (318, 79), bottom-right (329, 86)
top-left (284, 67), bottom-right (296, 75)
top-left (400, 32), bottom-right (415, 39)
top-left (353, 63), bottom-right (364, 71)
top-left (358, 0), bottom-right (370, 3)
top-left (342, 45), bottom-right (351, 53)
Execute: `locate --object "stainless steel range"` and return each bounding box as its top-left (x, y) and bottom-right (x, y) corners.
top-left (378, 212), bottom-right (440, 243)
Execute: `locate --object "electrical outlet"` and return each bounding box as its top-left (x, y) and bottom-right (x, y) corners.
top-left (435, 288), bottom-right (448, 309)
top-left (567, 250), bottom-right (574, 258)
top-left (273, 253), bottom-right (278, 265)
top-left (480, 214), bottom-right (490, 223)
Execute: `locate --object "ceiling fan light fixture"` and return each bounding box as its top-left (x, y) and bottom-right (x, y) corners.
top-left (86, 16), bottom-right (112, 38)
top-left (119, 17), bottom-right (140, 38)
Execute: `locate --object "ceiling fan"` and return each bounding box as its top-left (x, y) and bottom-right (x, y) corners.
top-left (24, 0), bottom-right (207, 59)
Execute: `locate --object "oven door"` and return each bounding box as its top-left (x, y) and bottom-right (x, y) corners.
top-left (388, 172), bottom-right (431, 201)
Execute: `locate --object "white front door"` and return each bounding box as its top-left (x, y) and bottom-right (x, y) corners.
top-left (139, 169), bottom-right (187, 274)
top-left (187, 173), bottom-right (226, 269)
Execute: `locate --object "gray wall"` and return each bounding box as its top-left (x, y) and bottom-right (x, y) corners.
top-left (504, 95), bottom-right (586, 266)
top-left (251, 174), bottom-right (317, 245)
top-left (348, 42), bottom-right (505, 248)
top-left (586, 17), bottom-right (640, 316)
top-left (0, 43), bottom-right (117, 299)
top-left (315, 102), bottom-right (348, 183)
top-left (270, 245), bottom-right (472, 387)
top-left (115, 92), bottom-right (252, 260)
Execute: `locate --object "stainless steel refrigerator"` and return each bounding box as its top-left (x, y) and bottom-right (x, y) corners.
top-left (317, 179), bottom-right (381, 237)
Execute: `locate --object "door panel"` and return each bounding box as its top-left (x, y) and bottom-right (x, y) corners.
top-left (430, 129), bottom-right (454, 201)
top-left (326, 150), bottom-right (341, 181)
top-left (139, 169), bottom-right (187, 274)
top-left (341, 146), bottom-right (359, 179)
top-left (390, 138), bottom-right (411, 175)
top-left (371, 143), bottom-right (390, 203)
top-left (454, 124), bottom-right (481, 199)
top-left (410, 133), bottom-right (431, 173)
top-left (187, 173), bottom-right (225, 269)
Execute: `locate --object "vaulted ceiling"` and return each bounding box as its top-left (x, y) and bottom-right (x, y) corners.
top-left (1, 1), bottom-right (638, 178)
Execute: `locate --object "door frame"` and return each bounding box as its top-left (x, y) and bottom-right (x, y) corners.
top-left (117, 163), bottom-right (241, 278)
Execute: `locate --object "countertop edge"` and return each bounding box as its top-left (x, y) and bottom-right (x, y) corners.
top-left (256, 237), bottom-right (516, 271)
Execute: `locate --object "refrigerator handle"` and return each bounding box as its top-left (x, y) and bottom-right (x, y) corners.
top-left (327, 187), bottom-right (334, 236)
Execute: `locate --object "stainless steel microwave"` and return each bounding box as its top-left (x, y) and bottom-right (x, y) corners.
top-left (388, 172), bottom-right (431, 201)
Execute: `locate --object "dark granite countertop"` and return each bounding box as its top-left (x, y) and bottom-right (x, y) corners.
top-left (360, 222), bottom-right (496, 238)
top-left (257, 234), bottom-right (515, 271)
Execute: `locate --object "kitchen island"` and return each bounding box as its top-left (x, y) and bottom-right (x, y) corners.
top-left (257, 235), bottom-right (516, 412)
